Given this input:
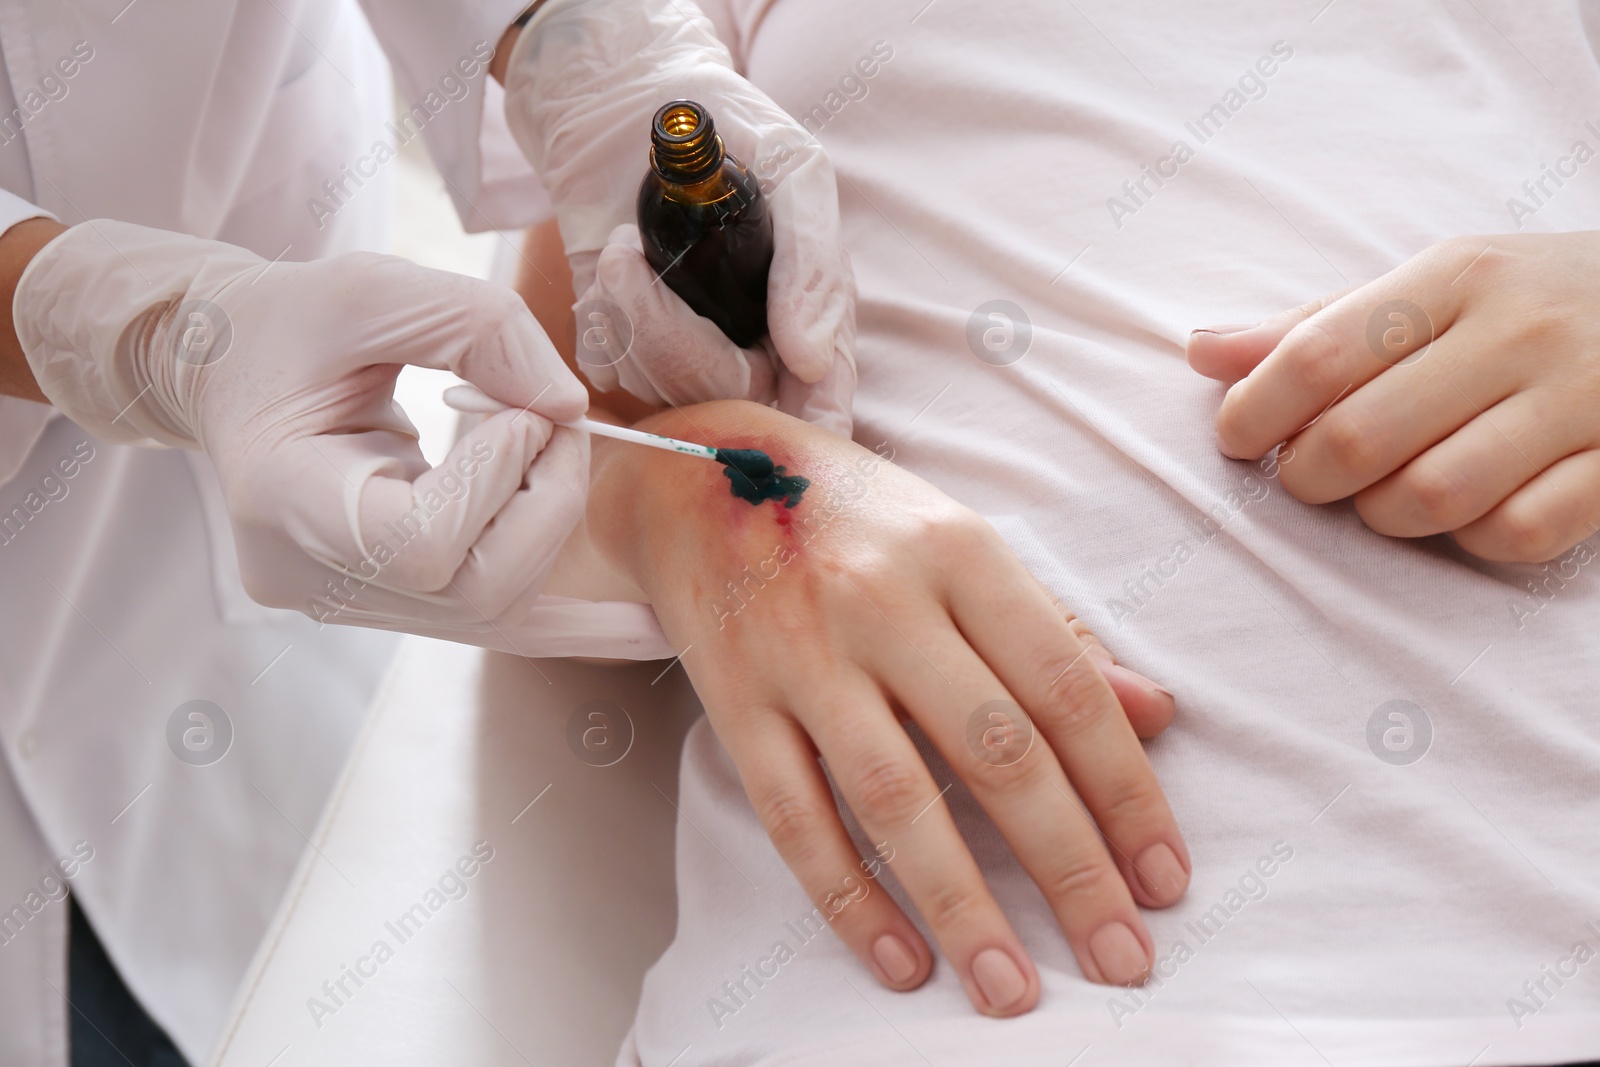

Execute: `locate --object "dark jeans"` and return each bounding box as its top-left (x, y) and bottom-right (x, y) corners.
top-left (69, 896), bottom-right (189, 1067)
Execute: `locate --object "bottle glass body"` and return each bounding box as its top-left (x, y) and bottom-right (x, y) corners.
top-left (637, 105), bottom-right (773, 348)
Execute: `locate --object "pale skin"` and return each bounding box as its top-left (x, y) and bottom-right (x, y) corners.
top-left (0, 113), bottom-right (1186, 1016)
top-left (5, 5), bottom-right (1590, 1016)
top-left (1188, 232), bottom-right (1600, 563)
top-left (515, 202), bottom-right (1203, 1011)
top-left (543, 398), bottom-right (1190, 1013)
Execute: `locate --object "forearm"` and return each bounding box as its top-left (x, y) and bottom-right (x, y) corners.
top-left (0, 217), bottom-right (68, 403)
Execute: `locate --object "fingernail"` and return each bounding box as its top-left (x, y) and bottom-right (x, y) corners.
top-left (971, 947), bottom-right (1029, 1012)
top-left (1134, 842), bottom-right (1188, 903)
top-left (1089, 922), bottom-right (1151, 986)
top-left (1190, 323), bottom-right (1256, 336)
top-left (873, 934), bottom-right (920, 985)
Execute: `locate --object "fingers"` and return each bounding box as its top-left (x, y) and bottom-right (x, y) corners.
top-left (886, 624), bottom-right (1159, 987)
top-left (731, 709), bottom-right (935, 993)
top-left (945, 531), bottom-right (1189, 917)
top-left (1452, 448), bottom-right (1600, 562)
top-left (764, 158), bottom-right (855, 385)
top-left (352, 409), bottom-right (569, 594)
top-left (445, 425), bottom-right (590, 618)
top-left (565, 248), bottom-right (625, 394)
top-left (1215, 257), bottom-right (1472, 459)
top-left (1092, 659), bottom-right (1175, 741)
top-left (1277, 327), bottom-right (1515, 505)
top-left (1353, 390), bottom-right (1579, 539)
top-left (776, 352), bottom-right (855, 437)
top-left (1187, 317), bottom-right (1300, 383)
top-left (1053, 593), bottom-right (1175, 740)
top-left (588, 225), bottom-right (775, 405)
top-left (1185, 286), bottom-right (1355, 382)
top-left (338, 252), bottom-right (587, 421)
top-left (802, 674), bottom-right (1041, 1016)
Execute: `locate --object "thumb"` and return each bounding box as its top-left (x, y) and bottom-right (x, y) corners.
top-left (595, 228), bottom-right (764, 405)
top-left (776, 354), bottom-right (854, 436)
top-left (765, 165), bottom-right (855, 386)
top-left (1186, 287), bottom-right (1358, 383)
top-left (456, 290), bottom-right (588, 422)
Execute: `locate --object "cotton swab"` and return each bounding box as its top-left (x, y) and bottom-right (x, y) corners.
top-left (440, 383), bottom-right (772, 477)
top-left (565, 416), bottom-right (724, 462)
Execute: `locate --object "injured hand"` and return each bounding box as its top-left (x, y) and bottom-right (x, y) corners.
top-left (558, 399), bottom-right (1192, 1016)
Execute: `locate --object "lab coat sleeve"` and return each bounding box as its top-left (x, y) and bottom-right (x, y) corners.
top-left (0, 188), bottom-right (56, 234)
top-left (357, 1), bottom-right (551, 232)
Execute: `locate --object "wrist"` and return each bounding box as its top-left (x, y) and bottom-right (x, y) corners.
top-left (585, 400), bottom-right (819, 600)
top-left (15, 219), bottom-right (254, 448)
top-left (0, 217), bottom-right (67, 403)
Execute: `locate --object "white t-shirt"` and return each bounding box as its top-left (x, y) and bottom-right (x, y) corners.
top-left (622, 1), bottom-right (1600, 1064)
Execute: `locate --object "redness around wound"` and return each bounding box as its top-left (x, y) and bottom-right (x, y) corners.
top-left (715, 448), bottom-right (809, 508)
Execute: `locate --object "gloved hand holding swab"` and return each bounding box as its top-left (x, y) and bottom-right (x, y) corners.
top-left (443, 384), bottom-right (808, 506)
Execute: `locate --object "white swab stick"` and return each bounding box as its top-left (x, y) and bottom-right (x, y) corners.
top-left (563, 417), bottom-right (721, 462)
top-left (441, 385), bottom-right (721, 462)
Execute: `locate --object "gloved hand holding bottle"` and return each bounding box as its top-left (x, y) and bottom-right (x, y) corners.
top-left (498, 0), bottom-right (858, 435)
top-left (11, 218), bottom-right (598, 649)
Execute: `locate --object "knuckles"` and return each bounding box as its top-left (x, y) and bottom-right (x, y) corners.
top-left (848, 750), bottom-right (930, 826)
top-left (1467, 504), bottom-right (1570, 563)
top-left (1039, 856), bottom-right (1119, 908)
top-left (753, 783), bottom-right (828, 863)
top-left (916, 878), bottom-right (985, 931)
top-left (1280, 317), bottom-right (1350, 390)
top-left (1031, 659), bottom-right (1113, 737)
top-left (1297, 411), bottom-right (1382, 496)
top-left (1391, 463), bottom-right (1476, 533)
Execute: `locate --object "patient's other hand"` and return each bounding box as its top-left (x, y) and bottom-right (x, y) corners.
top-left (584, 401), bottom-right (1189, 1017)
top-left (1189, 232), bottom-right (1600, 562)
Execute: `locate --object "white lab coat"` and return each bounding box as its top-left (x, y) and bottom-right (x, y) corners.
top-left (0, 1), bottom-right (546, 1063)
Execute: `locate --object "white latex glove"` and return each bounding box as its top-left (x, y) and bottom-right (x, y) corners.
top-left (15, 220), bottom-right (599, 649)
top-left (503, 0), bottom-right (857, 435)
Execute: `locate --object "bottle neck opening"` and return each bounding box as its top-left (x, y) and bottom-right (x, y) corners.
top-left (650, 100), bottom-right (725, 184)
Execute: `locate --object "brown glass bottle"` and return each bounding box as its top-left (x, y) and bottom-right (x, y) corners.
top-left (637, 100), bottom-right (773, 348)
